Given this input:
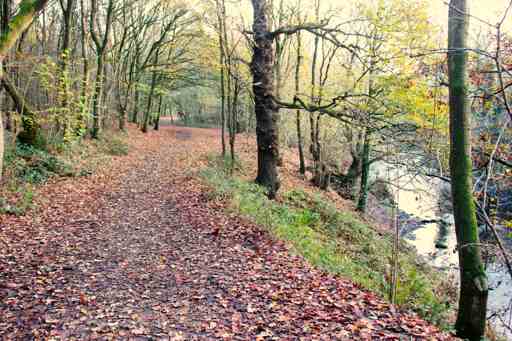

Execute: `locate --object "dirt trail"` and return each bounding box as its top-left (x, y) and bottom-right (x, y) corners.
top-left (0, 125), bottom-right (454, 340)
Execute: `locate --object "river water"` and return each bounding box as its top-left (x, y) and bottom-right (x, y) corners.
top-left (373, 162), bottom-right (512, 339)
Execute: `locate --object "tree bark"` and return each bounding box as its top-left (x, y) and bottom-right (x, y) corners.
top-left (142, 51), bottom-right (159, 133)
top-left (250, 0), bottom-right (280, 199)
top-left (294, 30), bottom-right (305, 175)
top-left (78, 0), bottom-right (89, 134)
top-left (154, 95), bottom-right (162, 130)
top-left (59, 0), bottom-right (74, 113)
top-left (0, 0), bottom-right (48, 59)
top-left (131, 89), bottom-right (140, 123)
top-left (215, 0), bottom-right (227, 157)
top-left (89, 0), bottom-right (114, 139)
top-left (2, 75), bottom-right (38, 143)
top-left (357, 129), bottom-right (371, 212)
top-left (229, 75), bottom-right (240, 170)
top-left (346, 146), bottom-right (363, 200)
top-left (0, 108), bottom-right (3, 179)
top-left (356, 41), bottom-right (376, 213)
top-left (448, 1), bottom-right (488, 339)
top-left (91, 53), bottom-right (104, 138)
top-left (1, 0), bottom-right (12, 134)
top-left (309, 0), bottom-right (321, 186)
top-left (0, 0), bottom-right (49, 181)
top-left (0, 0), bottom-right (49, 147)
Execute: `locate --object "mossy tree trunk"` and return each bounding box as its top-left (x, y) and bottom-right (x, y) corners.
top-left (0, 0), bottom-right (49, 180)
top-left (250, 0), bottom-right (280, 199)
top-left (2, 75), bottom-right (38, 144)
top-left (357, 129), bottom-right (371, 212)
top-left (448, 1), bottom-right (489, 339)
top-left (0, 0), bottom-right (49, 149)
top-left (346, 143), bottom-right (363, 200)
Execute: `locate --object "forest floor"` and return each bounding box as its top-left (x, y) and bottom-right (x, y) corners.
top-left (0, 123), bottom-right (456, 340)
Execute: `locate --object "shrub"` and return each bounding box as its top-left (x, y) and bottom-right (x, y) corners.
top-left (0, 184), bottom-right (35, 216)
top-left (5, 143), bottom-right (74, 184)
top-left (96, 136), bottom-right (129, 156)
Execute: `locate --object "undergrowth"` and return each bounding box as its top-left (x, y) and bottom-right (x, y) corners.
top-left (1, 133), bottom-right (129, 216)
top-left (200, 155), bottom-right (454, 330)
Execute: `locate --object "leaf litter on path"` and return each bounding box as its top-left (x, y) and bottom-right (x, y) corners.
top-left (0, 124), bottom-right (456, 340)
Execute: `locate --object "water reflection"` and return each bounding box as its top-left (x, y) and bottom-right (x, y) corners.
top-left (374, 162), bottom-right (512, 339)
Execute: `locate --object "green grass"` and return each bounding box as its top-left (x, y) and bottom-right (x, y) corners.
top-left (200, 155), bottom-right (454, 329)
top-left (93, 134), bottom-right (129, 156)
top-left (3, 143), bottom-right (74, 185)
top-left (1, 132), bottom-right (130, 216)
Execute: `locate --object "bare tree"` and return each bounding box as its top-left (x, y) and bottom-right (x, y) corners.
top-left (89, 0), bottom-right (114, 138)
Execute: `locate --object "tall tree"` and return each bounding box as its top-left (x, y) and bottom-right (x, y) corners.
top-left (90, 0), bottom-right (114, 139)
top-left (214, 0), bottom-right (227, 156)
top-left (250, 0), bottom-right (280, 198)
top-left (294, 29), bottom-right (305, 175)
top-left (448, 0), bottom-right (488, 339)
top-left (0, 0), bottom-right (50, 180)
top-left (58, 0), bottom-right (75, 137)
top-left (142, 48), bottom-right (160, 133)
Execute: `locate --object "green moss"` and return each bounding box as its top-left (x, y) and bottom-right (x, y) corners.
top-left (0, 1), bottom-right (43, 56)
top-left (200, 155), bottom-right (454, 329)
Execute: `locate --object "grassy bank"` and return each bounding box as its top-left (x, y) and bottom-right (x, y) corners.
top-left (1, 133), bottom-right (129, 216)
top-left (200, 155), bottom-right (455, 329)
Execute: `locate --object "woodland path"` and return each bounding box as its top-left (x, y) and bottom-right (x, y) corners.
top-left (0, 124), bottom-right (454, 340)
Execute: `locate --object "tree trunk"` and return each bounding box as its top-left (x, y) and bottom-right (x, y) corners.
top-left (0, 108), bottom-right (4, 179)
top-left (309, 0), bottom-right (321, 185)
top-left (295, 31), bottom-right (305, 175)
top-left (229, 76), bottom-right (240, 171)
top-left (346, 149), bottom-right (363, 200)
top-left (448, 1), bottom-right (488, 339)
top-left (215, 0), bottom-right (227, 157)
top-left (0, 0), bottom-right (49, 181)
top-left (356, 42), bottom-right (377, 213)
top-left (142, 52), bottom-right (159, 133)
top-left (154, 95), bottom-right (162, 130)
top-left (91, 53), bottom-right (104, 138)
top-left (357, 130), bottom-right (371, 212)
top-left (1, 0), bottom-right (11, 136)
top-left (0, 0), bottom-right (49, 148)
top-left (78, 0), bottom-right (89, 134)
top-left (1, 0), bottom-right (11, 34)
top-left (2, 75), bottom-right (38, 145)
top-left (250, 0), bottom-right (280, 199)
top-left (131, 89), bottom-right (139, 123)
top-left (59, 0), bottom-right (74, 116)
top-left (89, 0), bottom-right (113, 139)
top-left (220, 50), bottom-right (226, 156)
